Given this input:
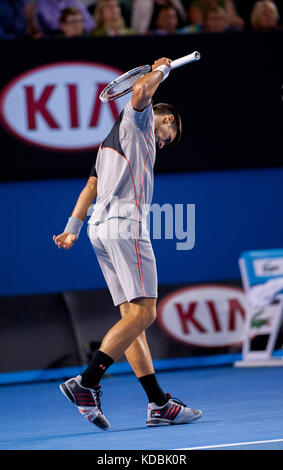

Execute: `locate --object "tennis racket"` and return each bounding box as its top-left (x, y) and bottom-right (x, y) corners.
top-left (100, 51), bottom-right (201, 103)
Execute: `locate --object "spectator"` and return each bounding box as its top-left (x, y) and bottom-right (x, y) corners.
top-left (131, 0), bottom-right (187, 35)
top-left (188, 0), bottom-right (244, 30)
top-left (59, 7), bottom-right (86, 36)
top-left (0, 0), bottom-right (27, 39)
top-left (35, 0), bottom-right (95, 35)
top-left (269, 0), bottom-right (282, 25)
top-left (237, 0), bottom-right (282, 30)
top-left (151, 5), bottom-right (179, 33)
top-left (250, 0), bottom-right (280, 30)
top-left (202, 6), bottom-right (227, 31)
top-left (92, 0), bottom-right (134, 36)
top-left (24, 2), bottom-right (44, 39)
top-left (151, 4), bottom-right (200, 34)
top-left (236, 0), bottom-right (257, 29)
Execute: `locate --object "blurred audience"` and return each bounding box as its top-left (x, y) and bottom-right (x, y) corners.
top-left (151, 4), bottom-right (200, 34)
top-left (0, 0), bottom-right (27, 38)
top-left (202, 7), bottom-right (227, 32)
top-left (202, 5), bottom-right (243, 32)
top-left (79, 0), bottom-right (97, 15)
top-left (237, 0), bottom-right (282, 30)
top-left (80, 0), bottom-right (96, 9)
top-left (24, 2), bottom-right (43, 39)
top-left (0, 0), bottom-right (282, 39)
top-left (188, 0), bottom-right (244, 30)
top-left (131, 0), bottom-right (187, 35)
top-left (92, 0), bottom-right (134, 36)
top-left (250, 0), bottom-right (280, 31)
top-left (35, 0), bottom-right (95, 36)
top-left (58, 7), bottom-right (86, 36)
top-left (151, 5), bottom-right (179, 33)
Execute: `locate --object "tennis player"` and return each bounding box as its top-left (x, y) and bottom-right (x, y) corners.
top-left (53, 57), bottom-right (202, 429)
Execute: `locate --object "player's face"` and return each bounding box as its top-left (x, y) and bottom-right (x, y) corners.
top-left (155, 115), bottom-right (176, 149)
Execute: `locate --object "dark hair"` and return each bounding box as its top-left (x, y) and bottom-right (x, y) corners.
top-left (153, 103), bottom-right (182, 147)
top-left (60, 7), bottom-right (82, 23)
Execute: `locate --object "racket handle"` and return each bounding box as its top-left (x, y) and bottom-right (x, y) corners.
top-left (170, 51), bottom-right (201, 70)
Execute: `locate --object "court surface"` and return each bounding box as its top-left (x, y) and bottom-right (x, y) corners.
top-left (0, 365), bottom-right (283, 450)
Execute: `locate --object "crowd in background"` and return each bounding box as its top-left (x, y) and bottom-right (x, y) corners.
top-left (0, 0), bottom-right (282, 39)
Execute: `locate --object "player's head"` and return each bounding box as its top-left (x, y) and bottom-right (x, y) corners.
top-left (153, 103), bottom-right (182, 149)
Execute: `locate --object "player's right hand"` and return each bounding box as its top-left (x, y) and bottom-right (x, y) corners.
top-left (53, 232), bottom-right (77, 250)
top-left (152, 57), bottom-right (172, 71)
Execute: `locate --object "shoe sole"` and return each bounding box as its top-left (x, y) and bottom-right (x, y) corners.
top-left (146, 420), bottom-right (171, 426)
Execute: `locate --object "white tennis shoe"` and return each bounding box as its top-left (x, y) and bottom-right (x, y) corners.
top-left (146, 393), bottom-right (202, 426)
top-left (59, 375), bottom-right (110, 430)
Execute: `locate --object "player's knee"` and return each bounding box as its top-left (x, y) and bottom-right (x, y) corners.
top-left (142, 305), bottom-right (156, 328)
top-left (148, 305), bottom-right (156, 324)
top-left (129, 298), bottom-right (156, 328)
top-left (130, 308), bottom-right (155, 329)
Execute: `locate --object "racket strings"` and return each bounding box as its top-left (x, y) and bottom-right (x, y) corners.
top-left (108, 71), bottom-right (147, 95)
top-left (101, 65), bottom-right (151, 101)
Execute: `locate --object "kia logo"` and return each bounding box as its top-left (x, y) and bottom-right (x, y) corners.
top-left (157, 284), bottom-right (248, 348)
top-left (0, 61), bottom-right (128, 151)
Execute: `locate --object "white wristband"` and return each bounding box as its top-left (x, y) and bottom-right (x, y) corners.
top-left (64, 216), bottom-right (83, 238)
top-left (155, 64), bottom-right (170, 82)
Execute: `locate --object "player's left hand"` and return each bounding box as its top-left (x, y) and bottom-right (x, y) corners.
top-left (53, 232), bottom-right (77, 250)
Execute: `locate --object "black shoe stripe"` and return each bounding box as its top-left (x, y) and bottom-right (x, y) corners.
top-left (60, 383), bottom-right (75, 403)
top-left (170, 405), bottom-right (182, 420)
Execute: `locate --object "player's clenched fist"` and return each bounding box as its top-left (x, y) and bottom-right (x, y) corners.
top-left (152, 57), bottom-right (172, 70)
top-left (53, 232), bottom-right (77, 250)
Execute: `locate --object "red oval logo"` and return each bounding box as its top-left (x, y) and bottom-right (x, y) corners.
top-left (157, 284), bottom-right (247, 348)
top-left (0, 61), bottom-right (128, 151)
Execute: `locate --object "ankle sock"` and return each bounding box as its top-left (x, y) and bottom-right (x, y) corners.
top-left (81, 350), bottom-right (114, 388)
top-left (138, 373), bottom-right (168, 406)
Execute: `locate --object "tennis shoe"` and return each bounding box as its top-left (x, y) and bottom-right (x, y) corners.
top-left (146, 393), bottom-right (202, 426)
top-left (59, 375), bottom-right (110, 430)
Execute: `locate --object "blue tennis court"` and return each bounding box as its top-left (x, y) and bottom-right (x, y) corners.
top-left (1, 365), bottom-right (282, 450)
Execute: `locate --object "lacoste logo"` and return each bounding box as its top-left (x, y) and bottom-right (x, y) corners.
top-left (251, 311), bottom-right (271, 328)
top-left (263, 262), bottom-right (279, 272)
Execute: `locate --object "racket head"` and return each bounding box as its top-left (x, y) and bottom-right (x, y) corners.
top-left (100, 64), bottom-right (151, 102)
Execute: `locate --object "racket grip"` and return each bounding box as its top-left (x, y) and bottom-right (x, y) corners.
top-left (170, 51), bottom-right (201, 70)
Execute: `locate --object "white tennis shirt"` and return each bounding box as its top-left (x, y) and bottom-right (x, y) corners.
top-left (88, 100), bottom-right (156, 226)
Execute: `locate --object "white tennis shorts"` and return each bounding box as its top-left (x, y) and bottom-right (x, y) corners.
top-left (88, 217), bottom-right (158, 306)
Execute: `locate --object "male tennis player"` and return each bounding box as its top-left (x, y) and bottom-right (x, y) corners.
top-left (53, 57), bottom-right (202, 429)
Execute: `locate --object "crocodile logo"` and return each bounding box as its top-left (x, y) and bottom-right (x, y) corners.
top-left (251, 311), bottom-right (271, 328)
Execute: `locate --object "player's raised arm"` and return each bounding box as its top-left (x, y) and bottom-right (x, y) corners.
top-left (132, 57), bottom-right (172, 111)
top-left (53, 176), bottom-right (97, 250)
